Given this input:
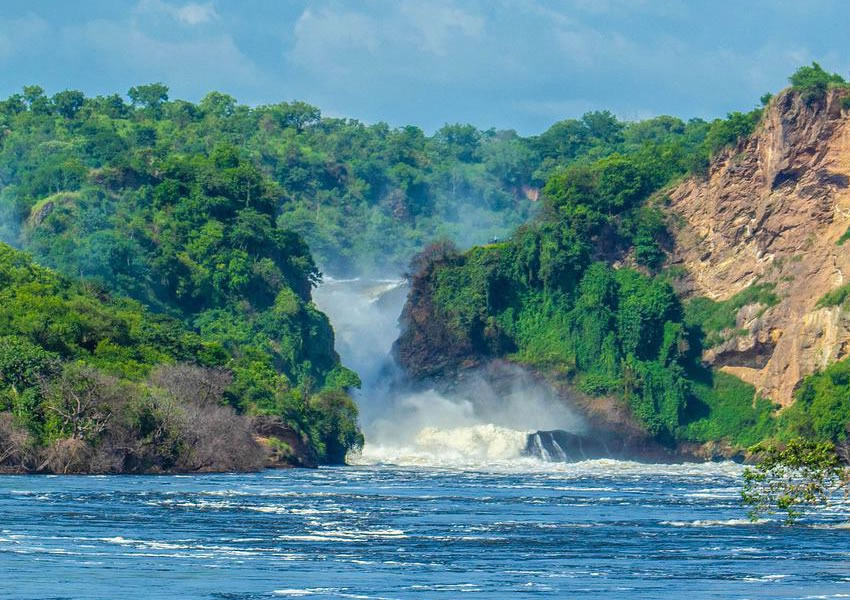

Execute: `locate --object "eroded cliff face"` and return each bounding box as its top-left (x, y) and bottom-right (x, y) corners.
top-left (669, 89), bottom-right (850, 405)
top-left (393, 261), bottom-right (481, 380)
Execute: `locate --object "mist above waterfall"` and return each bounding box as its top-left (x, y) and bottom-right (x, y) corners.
top-left (0, 190), bottom-right (20, 248)
top-left (312, 276), bottom-right (409, 429)
top-left (313, 273), bottom-right (584, 465)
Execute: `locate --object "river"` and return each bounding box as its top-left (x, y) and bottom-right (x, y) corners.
top-left (1, 463), bottom-right (849, 599)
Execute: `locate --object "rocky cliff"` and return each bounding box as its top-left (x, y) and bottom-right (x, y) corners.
top-left (669, 88), bottom-right (850, 405)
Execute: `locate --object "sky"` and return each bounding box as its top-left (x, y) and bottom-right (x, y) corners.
top-left (0, 0), bottom-right (848, 134)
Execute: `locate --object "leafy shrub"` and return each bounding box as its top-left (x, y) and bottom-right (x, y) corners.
top-left (0, 413), bottom-right (34, 470)
top-left (789, 62), bottom-right (845, 104)
top-left (685, 283), bottom-right (779, 347)
top-left (780, 357), bottom-right (850, 442)
top-left (680, 371), bottom-right (776, 447)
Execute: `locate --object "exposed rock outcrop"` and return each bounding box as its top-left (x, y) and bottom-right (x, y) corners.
top-left (252, 416), bottom-right (319, 469)
top-left (394, 257), bottom-right (481, 379)
top-left (669, 88), bottom-right (850, 404)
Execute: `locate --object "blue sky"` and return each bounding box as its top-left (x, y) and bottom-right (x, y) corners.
top-left (0, 0), bottom-right (848, 134)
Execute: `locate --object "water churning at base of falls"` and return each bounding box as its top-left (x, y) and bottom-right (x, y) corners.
top-left (313, 275), bottom-right (586, 468)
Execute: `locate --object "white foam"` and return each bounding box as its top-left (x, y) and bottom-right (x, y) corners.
top-left (742, 574), bottom-right (789, 582)
top-left (661, 518), bottom-right (767, 527)
top-left (810, 521), bottom-right (850, 530)
top-left (277, 528), bottom-right (406, 543)
top-left (355, 434), bottom-right (745, 477)
top-left (273, 588), bottom-right (338, 596)
top-left (356, 423), bottom-right (533, 466)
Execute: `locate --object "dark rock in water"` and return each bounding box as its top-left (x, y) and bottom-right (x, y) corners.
top-left (524, 429), bottom-right (692, 463)
top-left (524, 430), bottom-right (618, 462)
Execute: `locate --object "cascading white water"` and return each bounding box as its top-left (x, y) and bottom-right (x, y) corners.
top-left (361, 424), bottom-right (532, 467)
top-left (313, 275), bottom-right (584, 467)
top-left (312, 276), bottom-right (408, 430)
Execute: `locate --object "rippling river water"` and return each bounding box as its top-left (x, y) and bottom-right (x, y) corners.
top-left (2, 460), bottom-right (849, 599)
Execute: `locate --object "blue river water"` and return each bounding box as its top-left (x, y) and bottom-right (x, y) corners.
top-left (1, 460), bottom-right (849, 600)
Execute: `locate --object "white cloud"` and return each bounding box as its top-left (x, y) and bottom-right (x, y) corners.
top-left (0, 13), bottom-right (50, 61)
top-left (175, 2), bottom-right (219, 25)
top-left (290, 7), bottom-right (380, 76)
top-left (398, 1), bottom-right (484, 56)
top-left (289, 0), bottom-right (485, 79)
top-left (60, 18), bottom-right (261, 93)
top-left (566, 0), bottom-right (687, 17)
top-left (136, 0), bottom-right (219, 26)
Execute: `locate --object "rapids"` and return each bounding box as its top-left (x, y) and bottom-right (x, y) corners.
top-left (2, 464), bottom-right (850, 599)
top-left (2, 277), bottom-right (848, 599)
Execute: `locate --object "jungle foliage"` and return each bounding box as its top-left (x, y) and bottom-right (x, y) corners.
top-left (404, 77), bottom-right (850, 449)
top-left (0, 243), bottom-right (362, 471)
top-left (0, 83), bottom-right (763, 276)
top-left (409, 135), bottom-right (774, 445)
top-left (0, 73), bottom-right (839, 467)
top-left (408, 69), bottom-right (850, 452)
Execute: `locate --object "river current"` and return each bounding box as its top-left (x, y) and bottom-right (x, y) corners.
top-left (2, 459), bottom-right (850, 599)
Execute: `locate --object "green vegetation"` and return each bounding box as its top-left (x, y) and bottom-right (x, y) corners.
top-left (0, 84), bottom-right (762, 277)
top-left (0, 243), bottom-right (362, 471)
top-left (780, 356), bottom-right (850, 443)
top-left (743, 439), bottom-right (849, 524)
top-left (406, 68), bottom-right (850, 452)
top-left (684, 283), bottom-right (779, 347)
top-left (741, 354), bottom-right (850, 525)
top-left (0, 87), bottom-right (540, 276)
top-left (414, 233), bottom-right (780, 446)
top-left (682, 372), bottom-right (776, 447)
top-left (788, 62), bottom-right (847, 104)
top-left (407, 134), bottom-right (761, 443)
top-left (816, 282), bottom-right (850, 309)
top-left (837, 226), bottom-right (850, 245)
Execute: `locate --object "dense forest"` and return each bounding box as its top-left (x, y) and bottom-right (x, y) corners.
top-left (0, 79), bottom-right (766, 277)
top-left (0, 241), bottom-right (361, 472)
top-left (398, 63), bottom-right (850, 454)
top-left (0, 84), bottom-right (539, 277)
top-left (1, 63), bottom-right (849, 472)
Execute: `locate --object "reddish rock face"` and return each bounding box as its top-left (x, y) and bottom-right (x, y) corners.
top-left (669, 88), bottom-right (850, 405)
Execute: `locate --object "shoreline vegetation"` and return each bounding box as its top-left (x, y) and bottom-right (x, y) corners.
top-left (0, 64), bottom-right (849, 479)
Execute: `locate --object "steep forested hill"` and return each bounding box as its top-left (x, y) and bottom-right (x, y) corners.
top-left (397, 64), bottom-right (850, 455)
top-left (0, 242), bottom-right (360, 472)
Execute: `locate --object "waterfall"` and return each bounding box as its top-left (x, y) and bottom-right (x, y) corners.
top-left (314, 276), bottom-right (587, 467)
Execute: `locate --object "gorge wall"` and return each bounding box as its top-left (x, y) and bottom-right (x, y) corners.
top-left (669, 88), bottom-right (850, 405)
